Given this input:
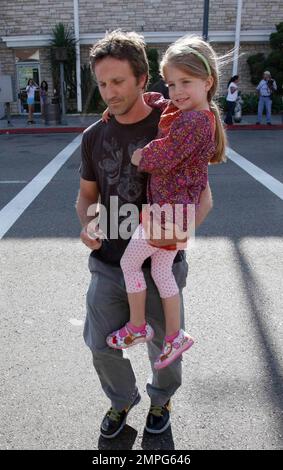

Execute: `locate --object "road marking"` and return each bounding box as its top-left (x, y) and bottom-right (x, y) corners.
top-left (0, 181), bottom-right (27, 184)
top-left (69, 318), bottom-right (83, 326)
top-left (227, 147), bottom-right (283, 201)
top-left (0, 134), bottom-right (82, 239)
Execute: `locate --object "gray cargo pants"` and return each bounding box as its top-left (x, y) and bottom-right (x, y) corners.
top-left (83, 255), bottom-right (188, 411)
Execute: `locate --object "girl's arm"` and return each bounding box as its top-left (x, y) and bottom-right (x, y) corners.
top-left (102, 107), bottom-right (111, 122)
top-left (138, 111), bottom-right (212, 175)
top-left (143, 92), bottom-right (169, 112)
top-left (102, 93), bottom-right (170, 123)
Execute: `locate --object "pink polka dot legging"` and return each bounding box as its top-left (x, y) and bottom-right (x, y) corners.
top-left (120, 224), bottom-right (179, 299)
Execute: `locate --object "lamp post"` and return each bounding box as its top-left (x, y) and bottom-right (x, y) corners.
top-left (202, 0), bottom-right (210, 42)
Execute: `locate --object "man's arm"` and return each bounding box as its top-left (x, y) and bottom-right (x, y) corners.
top-left (76, 178), bottom-right (102, 250)
top-left (148, 182), bottom-right (213, 247)
top-left (195, 181), bottom-right (213, 228)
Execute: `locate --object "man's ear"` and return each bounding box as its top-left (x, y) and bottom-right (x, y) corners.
top-left (138, 74), bottom-right (148, 92)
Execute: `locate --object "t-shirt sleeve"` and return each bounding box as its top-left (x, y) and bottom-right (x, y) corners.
top-left (79, 131), bottom-right (97, 181)
top-left (138, 111), bottom-right (212, 175)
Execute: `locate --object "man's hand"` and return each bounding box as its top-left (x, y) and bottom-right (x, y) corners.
top-left (131, 149), bottom-right (143, 166)
top-left (80, 225), bottom-right (102, 251)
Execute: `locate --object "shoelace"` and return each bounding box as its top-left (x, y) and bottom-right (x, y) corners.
top-left (107, 407), bottom-right (123, 422)
top-left (149, 405), bottom-right (164, 417)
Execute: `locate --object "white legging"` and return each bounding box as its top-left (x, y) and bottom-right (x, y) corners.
top-left (120, 224), bottom-right (179, 299)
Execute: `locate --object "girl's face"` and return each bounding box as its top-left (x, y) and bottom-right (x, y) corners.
top-left (164, 64), bottom-right (213, 112)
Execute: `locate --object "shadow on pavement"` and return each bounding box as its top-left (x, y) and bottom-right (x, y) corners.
top-left (234, 240), bottom-right (283, 435)
top-left (97, 425), bottom-right (137, 450)
top-left (141, 426), bottom-right (175, 450)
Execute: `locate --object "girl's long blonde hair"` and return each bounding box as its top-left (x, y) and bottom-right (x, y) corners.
top-left (160, 35), bottom-right (227, 164)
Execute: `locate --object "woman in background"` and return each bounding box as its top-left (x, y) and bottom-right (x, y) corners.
top-left (224, 75), bottom-right (239, 125)
top-left (40, 81), bottom-right (48, 120)
top-left (26, 78), bottom-right (39, 124)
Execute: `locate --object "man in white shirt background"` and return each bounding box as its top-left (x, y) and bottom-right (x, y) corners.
top-left (256, 71), bottom-right (277, 125)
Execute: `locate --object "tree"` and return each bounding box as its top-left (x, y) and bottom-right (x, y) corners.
top-left (50, 23), bottom-right (77, 102)
top-left (146, 47), bottom-right (160, 88)
top-left (247, 22), bottom-right (283, 95)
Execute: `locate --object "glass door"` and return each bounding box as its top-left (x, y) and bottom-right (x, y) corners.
top-left (16, 63), bottom-right (41, 114)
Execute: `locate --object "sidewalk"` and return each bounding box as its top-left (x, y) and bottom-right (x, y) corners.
top-left (0, 113), bottom-right (283, 134)
top-left (0, 114), bottom-right (100, 135)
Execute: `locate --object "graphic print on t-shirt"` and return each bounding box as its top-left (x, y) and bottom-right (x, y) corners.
top-left (98, 136), bottom-right (149, 203)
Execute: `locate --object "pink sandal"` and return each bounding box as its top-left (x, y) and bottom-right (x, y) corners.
top-left (154, 329), bottom-right (194, 370)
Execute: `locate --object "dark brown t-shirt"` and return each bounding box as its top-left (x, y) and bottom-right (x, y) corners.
top-left (80, 109), bottom-right (184, 266)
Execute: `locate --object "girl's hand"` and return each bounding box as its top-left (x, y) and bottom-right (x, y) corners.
top-left (102, 108), bottom-right (111, 123)
top-left (131, 149), bottom-right (143, 166)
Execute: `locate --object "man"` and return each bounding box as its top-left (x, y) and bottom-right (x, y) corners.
top-left (76, 30), bottom-right (213, 439)
top-left (256, 70), bottom-right (277, 125)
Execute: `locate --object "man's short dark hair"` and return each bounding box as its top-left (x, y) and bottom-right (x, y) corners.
top-left (90, 30), bottom-right (149, 88)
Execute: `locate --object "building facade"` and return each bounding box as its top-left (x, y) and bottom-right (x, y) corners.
top-left (0, 0), bottom-right (282, 115)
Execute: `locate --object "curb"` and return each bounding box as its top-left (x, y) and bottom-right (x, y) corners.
top-left (225, 124), bottom-right (283, 130)
top-left (0, 127), bottom-right (85, 135)
top-left (1, 124), bottom-right (283, 135)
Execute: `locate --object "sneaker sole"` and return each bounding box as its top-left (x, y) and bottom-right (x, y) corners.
top-left (154, 338), bottom-right (194, 370)
top-left (145, 416), bottom-right (171, 434)
top-left (100, 393), bottom-right (141, 439)
top-left (106, 331), bottom-right (154, 350)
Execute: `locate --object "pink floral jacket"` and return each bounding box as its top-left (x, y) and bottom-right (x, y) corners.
top-left (139, 93), bottom-right (216, 215)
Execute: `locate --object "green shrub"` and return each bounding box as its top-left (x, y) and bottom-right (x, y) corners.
top-left (247, 22), bottom-right (283, 96)
top-left (217, 93), bottom-right (283, 114)
top-left (80, 64), bottom-right (106, 113)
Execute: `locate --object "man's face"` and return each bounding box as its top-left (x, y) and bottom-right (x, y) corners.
top-left (264, 73), bottom-right (271, 81)
top-left (94, 57), bottom-right (145, 116)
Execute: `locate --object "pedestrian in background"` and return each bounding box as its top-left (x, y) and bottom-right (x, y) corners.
top-left (224, 75), bottom-right (239, 125)
top-left (40, 81), bottom-right (48, 120)
top-left (256, 71), bottom-right (277, 125)
top-left (26, 78), bottom-right (39, 124)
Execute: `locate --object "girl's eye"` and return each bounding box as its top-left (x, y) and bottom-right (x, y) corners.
top-left (167, 84), bottom-right (175, 88)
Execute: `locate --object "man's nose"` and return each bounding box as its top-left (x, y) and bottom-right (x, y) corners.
top-left (104, 85), bottom-right (116, 101)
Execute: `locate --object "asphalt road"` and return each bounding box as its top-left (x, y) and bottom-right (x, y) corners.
top-left (0, 130), bottom-right (282, 450)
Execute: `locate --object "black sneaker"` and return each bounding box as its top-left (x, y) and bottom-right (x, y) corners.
top-left (100, 392), bottom-right (141, 439)
top-left (145, 400), bottom-right (171, 434)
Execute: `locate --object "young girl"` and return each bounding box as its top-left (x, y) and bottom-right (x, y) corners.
top-left (40, 81), bottom-right (48, 120)
top-left (105, 35), bottom-right (226, 370)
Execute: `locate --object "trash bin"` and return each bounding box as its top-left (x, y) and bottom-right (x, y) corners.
top-left (45, 97), bottom-right (61, 125)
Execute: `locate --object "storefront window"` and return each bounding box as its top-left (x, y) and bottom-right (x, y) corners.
top-left (16, 50), bottom-right (41, 113)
